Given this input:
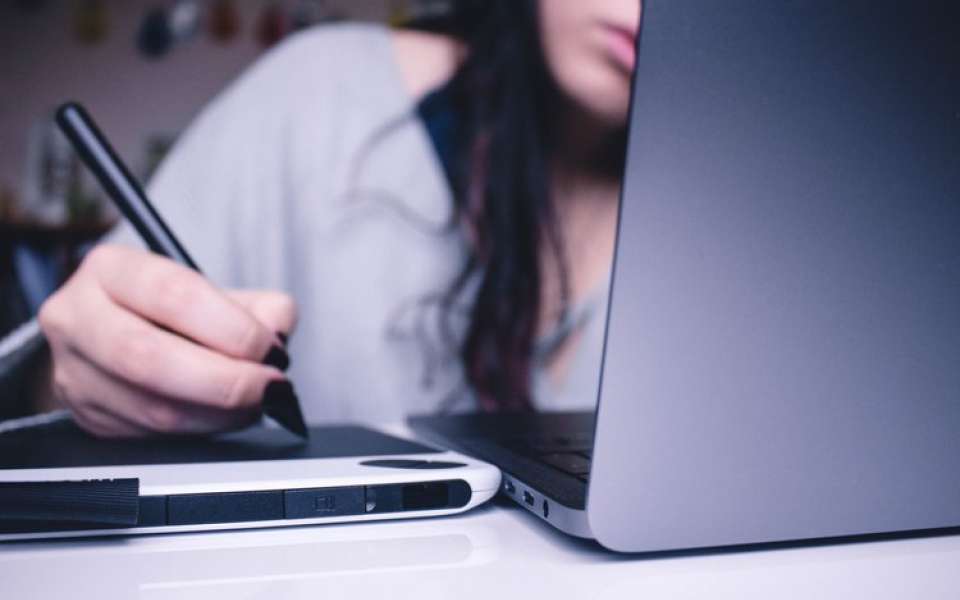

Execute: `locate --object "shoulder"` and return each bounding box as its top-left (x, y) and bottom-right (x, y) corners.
top-left (240, 23), bottom-right (463, 104)
top-left (232, 23), bottom-right (463, 97)
top-left (238, 23), bottom-right (398, 95)
top-left (390, 28), bottom-right (465, 99)
top-left (185, 24), bottom-right (407, 150)
top-left (262, 22), bottom-right (396, 65)
top-left (166, 23), bottom-right (464, 180)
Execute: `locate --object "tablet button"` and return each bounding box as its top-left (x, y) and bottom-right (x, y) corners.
top-left (168, 491), bottom-right (283, 525)
top-left (360, 459), bottom-right (427, 469)
top-left (412, 461), bottom-right (467, 469)
top-left (360, 459), bottom-right (466, 469)
top-left (138, 496), bottom-right (167, 526)
top-left (285, 486), bottom-right (365, 518)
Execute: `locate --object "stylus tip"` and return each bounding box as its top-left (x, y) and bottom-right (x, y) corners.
top-left (261, 380), bottom-right (310, 440)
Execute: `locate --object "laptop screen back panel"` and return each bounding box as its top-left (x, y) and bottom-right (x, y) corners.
top-left (589, 0), bottom-right (960, 552)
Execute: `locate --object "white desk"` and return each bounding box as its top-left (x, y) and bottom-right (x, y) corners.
top-left (2, 496), bottom-right (959, 599)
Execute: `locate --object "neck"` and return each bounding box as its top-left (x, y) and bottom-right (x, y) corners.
top-left (547, 98), bottom-right (626, 193)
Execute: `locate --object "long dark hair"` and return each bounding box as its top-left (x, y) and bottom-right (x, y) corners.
top-left (440, 0), bottom-right (568, 412)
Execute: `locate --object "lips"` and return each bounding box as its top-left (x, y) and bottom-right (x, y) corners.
top-left (602, 22), bottom-right (638, 73)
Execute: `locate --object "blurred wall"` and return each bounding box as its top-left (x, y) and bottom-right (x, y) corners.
top-left (0, 0), bottom-right (391, 197)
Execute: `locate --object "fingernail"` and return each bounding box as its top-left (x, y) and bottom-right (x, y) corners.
top-left (262, 345), bottom-right (290, 371)
top-left (276, 332), bottom-right (288, 346)
top-left (261, 380), bottom-right (309, 439)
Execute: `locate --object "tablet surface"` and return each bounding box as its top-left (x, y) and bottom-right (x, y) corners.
top-left (0, 419), bottom-right (438, 469)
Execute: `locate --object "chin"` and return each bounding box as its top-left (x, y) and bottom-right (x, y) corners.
top-left (550, 52), bottom-right (632, 130)
top-left (571, 61), bottom-right (630, 127)
top-left (590, 96), bottom-right (631, 128)
top-left (572, 79), bottom-right (631, 129)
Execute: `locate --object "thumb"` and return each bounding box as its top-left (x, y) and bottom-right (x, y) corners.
top-left (225, 289), bottom-right (298, 342)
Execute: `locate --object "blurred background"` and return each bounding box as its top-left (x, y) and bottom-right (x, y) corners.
top-left (0, 0), bottom-right (453, 337)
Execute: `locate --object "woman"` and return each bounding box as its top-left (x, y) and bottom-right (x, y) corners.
top-left (30, 0), bottom-right (640, 436)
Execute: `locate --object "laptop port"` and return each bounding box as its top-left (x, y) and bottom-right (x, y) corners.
top-left (542, 500), bottom-right (549, 519)
top-left (504, 479), bottom-right (516, 495)
top-left (523, 491), bottom-right (534, 506)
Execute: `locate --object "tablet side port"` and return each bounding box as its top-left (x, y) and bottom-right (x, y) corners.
top-left (284, 487), bottom-right (366, 519)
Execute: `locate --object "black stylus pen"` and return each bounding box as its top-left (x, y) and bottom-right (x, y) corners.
top-left (55, 102), bottom-right (309, 440)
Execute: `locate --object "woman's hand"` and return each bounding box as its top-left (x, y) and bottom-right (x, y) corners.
top-left (37, 244), bottom-right (297, 438)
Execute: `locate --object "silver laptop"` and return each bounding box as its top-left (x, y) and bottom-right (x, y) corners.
top-left (411, 0), bottom-right (960, 552)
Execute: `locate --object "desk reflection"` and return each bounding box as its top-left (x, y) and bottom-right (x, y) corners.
top-left (2, 506), bottom-right (960, 599)
top-left (0, 516), bottom-right (499, 599)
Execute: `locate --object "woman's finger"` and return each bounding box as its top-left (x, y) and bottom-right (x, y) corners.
top-left (71, 403), bottom-right (152, 439)
top-left (65, 352), bottom-right (261, 435)
top-left (84, 245), bottom-right (285, 363)
top-left (225, 289), bottom-right (298, 339)
top-left (61, 279), bottom-right (284, 412)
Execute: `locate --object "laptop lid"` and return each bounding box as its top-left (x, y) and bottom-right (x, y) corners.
top-left (589, 0), bottom-right (960, 552)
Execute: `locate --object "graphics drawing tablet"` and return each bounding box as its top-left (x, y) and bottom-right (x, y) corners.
top-left (0, 417), bottom-right (500, 541)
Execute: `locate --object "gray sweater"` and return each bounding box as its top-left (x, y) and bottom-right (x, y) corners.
top-left (3, 24), bottom-right (607, 425)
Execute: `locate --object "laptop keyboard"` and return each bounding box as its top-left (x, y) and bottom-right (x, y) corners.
top-left (504, 433), bottom-right (594, 481)
top-left (538, 452), bottom-right (591, 479)
top-left (409, 411), bottom-right (596, 510)
top-left (453, 436), bottom-right (591, 509)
